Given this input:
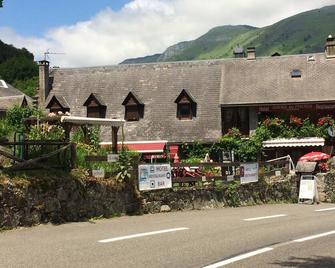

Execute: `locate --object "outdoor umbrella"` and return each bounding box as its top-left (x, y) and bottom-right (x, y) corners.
top-left (299, 152), bottom-right (331, 162)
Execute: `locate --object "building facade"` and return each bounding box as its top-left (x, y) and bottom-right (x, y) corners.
top-left (39, 36), bottom-right (335, 147)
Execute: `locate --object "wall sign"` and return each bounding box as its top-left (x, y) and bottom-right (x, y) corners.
top-left (138, 164), bottom-right (172, 191)
top-left (240, 162), bottom-right (259, 184)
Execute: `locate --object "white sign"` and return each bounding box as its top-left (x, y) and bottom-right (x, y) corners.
top-left (240, 162), bottom-right (259, 184)
top-left (299, 175), bottom-right (316, 201)
top-left (92, 169), bottom-right (105, 178)
top-left (107, 154), bottom-right (119, 163)
top-left (138, 164), bottom-right (172, 191)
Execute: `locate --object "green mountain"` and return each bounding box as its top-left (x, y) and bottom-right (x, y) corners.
top-left (120, 25), bottom-right (255, 64)
top-left (0, 40), bottom-right (38, 97)
top-left (121, 5), bottom-right (335, 64)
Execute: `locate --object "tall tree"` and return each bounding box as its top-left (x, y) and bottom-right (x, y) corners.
top-left (0, 0), bottom-right (3, 8)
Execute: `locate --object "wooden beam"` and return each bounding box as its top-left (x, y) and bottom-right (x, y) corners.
top-left (112, 126), bottom-right (119, 154)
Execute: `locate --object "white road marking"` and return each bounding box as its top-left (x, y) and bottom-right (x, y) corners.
top-left (293, 230), bottom-right (335, 243)
top-left (315, 207), bottom-right (335, 212)
top-left (98, 227), bottom-right (189, 243)
top-left (243, 214), bottom-right (287, 221)
top-left (202, 247), bottom-right (273, 268)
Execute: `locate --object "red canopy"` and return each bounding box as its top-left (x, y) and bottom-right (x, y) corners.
top-left (299, 152), bottom-right (331, 162)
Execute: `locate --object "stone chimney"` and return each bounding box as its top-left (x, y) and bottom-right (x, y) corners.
top-left (325, 35), bottom-right (335, 58)
top-left (233, 45), bottom-right (245, 58)
top-left (247, 47), bottom-right (256, 60)
top-left (38, 60), bottom-right (50, 108)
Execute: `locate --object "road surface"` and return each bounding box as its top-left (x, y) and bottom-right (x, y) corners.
top-left (1, 203), bottom-right (335, 267)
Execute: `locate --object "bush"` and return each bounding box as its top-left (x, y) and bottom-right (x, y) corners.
top-left (6, 105), bottom-right (43, 132)
top-left (0, 119), bottom-right (11, 138)
top-left (27, 123), bottom-right (65, 141)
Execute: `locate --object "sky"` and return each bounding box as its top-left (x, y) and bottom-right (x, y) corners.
top-left (1, 0), bottom-right (335, 67)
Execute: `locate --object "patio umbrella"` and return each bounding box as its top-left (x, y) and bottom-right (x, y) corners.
top-left (299, 152), bottom-right (331, 162)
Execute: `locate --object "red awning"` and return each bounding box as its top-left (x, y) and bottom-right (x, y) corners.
top-left (115, 140), bottom-right (168, 153)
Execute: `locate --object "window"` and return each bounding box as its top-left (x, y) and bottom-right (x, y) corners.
top-left (83, 93), bottom-right (106, 118)
top-left (46, 95), bottom-right (70, 114)
top-left (291, 69), bottom-right (302, 78)
top-left (175, 89), bottom-right (197, 120)
top-left (122, 92), bottom-right (144, 121)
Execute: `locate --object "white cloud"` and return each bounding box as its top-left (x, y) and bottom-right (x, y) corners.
top-left (1, 0), bottom-right (335, 67)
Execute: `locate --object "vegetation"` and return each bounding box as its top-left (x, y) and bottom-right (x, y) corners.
top-left (0, 40), bottom-right (38, 97)
top-left (180, 115), bottom-right (334, 163)
top-left (123, 5), bottom-right (335, 63)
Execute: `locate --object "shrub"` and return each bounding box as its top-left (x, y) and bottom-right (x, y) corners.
top-left (27, 123), bottom-right (65, 141)
top-left (6, 105), bottom-right (43, 132)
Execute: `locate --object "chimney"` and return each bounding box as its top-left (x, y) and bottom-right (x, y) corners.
top-left (325, 35), bottom-right (335, 58)
top-left (247, 47), bottom-right (256, 60)
top-left (38, 60), bottom-right (50, 108)
top-left (233, 45), bottom-right (245, 58)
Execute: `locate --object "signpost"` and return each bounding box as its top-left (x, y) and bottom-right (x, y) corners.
top-left (138, 164), bottom-right (172, 191)
top-left (240, 162), bottom-right (259, 184)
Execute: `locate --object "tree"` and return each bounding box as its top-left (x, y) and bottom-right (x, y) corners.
top-left (0, 1), bottom-right (3, 8)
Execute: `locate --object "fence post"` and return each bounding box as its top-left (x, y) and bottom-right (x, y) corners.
top-left (70, 143), bottom-right (77, 169)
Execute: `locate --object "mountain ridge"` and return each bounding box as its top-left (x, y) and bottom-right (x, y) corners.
top-left (121, 5), bottom-right (335, 64)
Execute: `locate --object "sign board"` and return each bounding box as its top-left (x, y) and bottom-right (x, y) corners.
top-left (107, 154), bottom-right (119, 163)
top-left (240, 162), bottom-right (259, 184)
top-left (298, 175), bottom-right (316, 201)
top-left (138, 164), bottom-right (172, 191)
top-left (92, 169), bottom-right (105, 178)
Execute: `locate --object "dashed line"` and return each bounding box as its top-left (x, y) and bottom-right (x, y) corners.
top-left (293, 230), bottom-right (335, 243)
top-left (243, 214), bottom-right (287, 221)
top-left (202, 247), bottom-right (274, 268)
top-left (98, 227), bottom-right (189, 243)
top-left (203, 229), bottom-right (335, 267)
top-left (315, 207), bottom-right (335, 212)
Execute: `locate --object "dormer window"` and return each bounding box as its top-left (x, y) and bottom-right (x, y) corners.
top-left (83, 93), bottom-right (106, 118)
top-left (46, 95), bottom-right (70, 114)
top-left (291, 69), bottom-right (302, 78)
top-left (122, 92), bottom-right (144, 121)
top-left (175, 89), bottom-right (197, 120)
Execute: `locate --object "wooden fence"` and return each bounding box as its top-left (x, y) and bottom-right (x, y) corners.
top-left (170, 159), bottom-right (290, 186)
top-left (0, 140), bottom-right (76, 171)
top-left (85, 154), bottom-right (289, 186)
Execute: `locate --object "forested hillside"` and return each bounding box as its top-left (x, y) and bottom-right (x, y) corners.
top-left (0, 40), bottom-right (38, 97)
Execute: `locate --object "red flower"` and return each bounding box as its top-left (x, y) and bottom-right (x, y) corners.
top-left (289, 115), bottom-right (303, 126)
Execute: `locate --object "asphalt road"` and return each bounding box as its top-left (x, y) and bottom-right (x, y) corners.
top-left (1, 203), bottom-right (335, 268)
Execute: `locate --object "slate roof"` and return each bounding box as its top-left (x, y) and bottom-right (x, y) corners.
top-left (46, 52), bottom-right (335, 142)
top-left (0, 95), bottom-right (29, 111)
top-left (46, 95), bottom-right (70, 109)
top-left (47, 60), bottom-right (223, 143)
top-left (220, 53), bottom-right (335, 106)
top-left (0, 80), bottom-right (32, 110)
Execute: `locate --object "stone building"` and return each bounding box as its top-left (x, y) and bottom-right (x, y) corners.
top-left (38, 36), bottom-right (335, 155)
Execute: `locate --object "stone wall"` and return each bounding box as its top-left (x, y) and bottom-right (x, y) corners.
top-left (0, 172), bottom-right (139, 229)
top-left (141, 176), bottom-right (298, 214)
top-left (319, 172), bottom-right (335, 202)
top-left (0, 172), bottom-right (301, 230)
